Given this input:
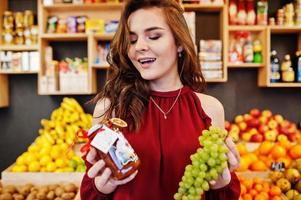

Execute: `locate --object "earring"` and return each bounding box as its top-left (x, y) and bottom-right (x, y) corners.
top-left (178, 51), bottom-right (182, 58)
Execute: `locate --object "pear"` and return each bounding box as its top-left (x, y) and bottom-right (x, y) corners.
top-left (270, 171), bottom-right (284, 183)
top-left (286, 189), bottom-right (300, 200)
top-left (277, 178), bottom-right (291, 193)
top-left (296, 180), bottom-right (301, 193)
top-left (285, 168), bottom-right (301, 183)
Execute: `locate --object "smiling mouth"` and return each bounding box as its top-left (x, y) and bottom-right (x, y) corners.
top-left (138, 58), bottom-right (156, 64)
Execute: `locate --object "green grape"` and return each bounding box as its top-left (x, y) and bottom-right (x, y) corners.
top-left (175, 126), bottom-right (228, 200)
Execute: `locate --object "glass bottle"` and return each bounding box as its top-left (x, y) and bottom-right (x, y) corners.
top-left (270, 50), bottom-right (280, 83)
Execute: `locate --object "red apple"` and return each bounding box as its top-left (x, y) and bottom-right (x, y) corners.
top-left (280, 120), bottom-right (291, 128)
top-left (274, 114), bottom-right (284, 124)
top-left (277, 134), bottom-right (288, 142)
top-left (250, 134), bottom-right (264, 142)
top-left (225, 121), bottom-right (231, 131)
top-left (243, 113), bottom-right (253, 122)
top-left (262, 109), bottom-right (273, 118)
top-left (259, 116), bottom-right (268, 125)
top-left (249, 128), bottom-right (259, 135)
top-left (238, 121), bottom-right (248, 131)
top-left (280, 127), bottom-right (290, 135)
top-left (288, 132), bottom-right (298, 142)
top-left (234, 115), bottom-right (244, 123)
top-left (264, 130), bottom-right (278, 142)
top-left (258, 124), bottom-right (269, 134)
top-left (268, 119), bottom-right (278, 130)
top-left (250, 108), bottom-right (261, 118)
top-left (248, 118), bottom-right (260, 128)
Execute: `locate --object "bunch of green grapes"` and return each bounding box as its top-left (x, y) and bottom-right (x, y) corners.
top-left (174, 126), bottom-right (229, 200)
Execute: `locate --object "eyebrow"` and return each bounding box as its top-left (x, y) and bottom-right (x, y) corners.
top-left (129, 26), bottom-right (165, 34)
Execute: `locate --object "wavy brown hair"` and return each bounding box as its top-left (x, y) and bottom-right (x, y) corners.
top-left (93, 0), bottom-right (206, 131)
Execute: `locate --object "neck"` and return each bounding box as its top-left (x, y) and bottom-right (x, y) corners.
top-left (150, 78), bottom-right (183, 92)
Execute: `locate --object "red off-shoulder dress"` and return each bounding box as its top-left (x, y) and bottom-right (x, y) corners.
top-left (80, 86), bottom-right (241, 200)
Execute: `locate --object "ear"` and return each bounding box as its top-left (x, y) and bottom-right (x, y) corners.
top-left (177, 46), bottom-right (183, 53)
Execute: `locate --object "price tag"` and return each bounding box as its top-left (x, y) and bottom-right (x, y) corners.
top-left (271, 162), bottom-right (285, 172)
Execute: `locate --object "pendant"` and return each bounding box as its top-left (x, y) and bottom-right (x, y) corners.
top-left (164, 114), bottom-right (167, 119)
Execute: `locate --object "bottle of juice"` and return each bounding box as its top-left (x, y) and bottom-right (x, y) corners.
top-left (270, 50), bottom-right (280, 83)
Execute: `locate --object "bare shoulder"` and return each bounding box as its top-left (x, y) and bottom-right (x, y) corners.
top-left (92, 98), bottom-right (111, 125)
top-left (194, 92), bottom-right (225, 129)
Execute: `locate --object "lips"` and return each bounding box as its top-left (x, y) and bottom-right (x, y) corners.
top-left (138, 57), bottom-right (156, 64)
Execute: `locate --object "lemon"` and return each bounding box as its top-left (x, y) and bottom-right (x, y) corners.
top-left (40, 155), bottom-right (52, 166)
top-left (55, 158), bottom-right (66, 168)
top-left (50, 149), bottom-right (61, 160)
top-left (40, 167), bottom-right (47, 172)
top-left (63, 167), bottom-right (74, 172)
top-left (25, 153), bottom-right (38, 165)
top-left (39, 147), bottom-right (51, 157)
top-left (46, 162), bottom-right (56, 172)
top-left (55, 168), bottom-right (64, 172)
top-left (28, 161), bottom-right (41, 172)
top-left (18, 165), bottom-right (28, 172)
top-left (16, 155), bottom-right (26, 165)
top-left (28, 144), bottom-right (39, 153)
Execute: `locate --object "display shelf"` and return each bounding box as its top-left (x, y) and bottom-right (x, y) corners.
top-left (0, 74), bottom-right (9, 107)
top-left (93, 33), bottom-right (115, 41)
top-left (206, 78), bottom-right (227, 82)
top-left (227, 63), bottom-right (264, 68)
top-left (269, 26), bottom-right (301, 34)
top-left (1, 164), bottom-right (84, 186)
top-left (182, 3), bottom-right (224, 12)
top-left (267, 82), bottom-right (301, 88)
top-left (0, 70), bottom-right (38, 74)
top-left (41, 33), bottom-right (88, 41)
top-left (92, 64), bottom-right (110, 69)
top-left (0, 45), bottom-right (38, 51)
top-left (228, 25), bottom-right (266, 32)
top-left (43, 2), bottom-right (123, 11)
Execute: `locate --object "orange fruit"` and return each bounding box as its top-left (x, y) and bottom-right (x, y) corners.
top-left (262, 182), bottom-right (270, 193)
top-left (254, 194), bottom-right (268, 200)
top-left (237, 143), bottom-right (248, 156)
top-left (289, 144), bottom-right (301, 159)
top-left (241, 184), bottom-right (247, 195)
top-left (270, 196), bottom-right (282, 200)
top-left (258, 141), bottom-right (274, 155)
top-left (247, 153), bottom-right (258, 162)
top-left (244, 179), bottom-right (254, 190)
top-left (278, 139), bottom-right (291, 150)
top-left (269, 185), bottom-right (281, 196)
top-left (237, 156), bottom-right (251, 172)
top-left (243, 194), bottom-right (253, 200)
top-left (270, 145), bottom-right (286, 159)
top-left (254, 183), bottom-right (263, 192)
top-left (249, 189), bottom-right (258, 197)
top-left (258, 191), bottom-right (269, 199)
top-left (249, 160), bottom-right (268, 171)
top-left (276, 156), bottom-right (291, 168)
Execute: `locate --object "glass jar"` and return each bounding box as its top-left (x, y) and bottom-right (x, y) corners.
top-left (24, 10), bottom-right (34, 28)
top-left (3, 11), bottom-right (14, 29)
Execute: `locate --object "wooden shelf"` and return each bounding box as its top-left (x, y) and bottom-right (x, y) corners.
top-left (228, 25), bottom-right (266, 32)
top-left (43, 2), bottom-right (123, 11)
top-left (206, 78), bottom-right (227, 82)
top-left (227, 63), bottom-right (264, 68)
top-left (182, 3), bottom-right (224, 11)
top-left (93, 33), bottom-right (115, 40)
top-left (269, 26), bottom-right (301, 33)
top-left (268, 82), bottom-right (301, 87)
top-left (41, 33), bottom-right (88, 41)
top-left (0, 70), bottom-right (38, 74)
top-left (92, 64), bottom-right (110, 69)
top-left (0, 45), bottom-right (38, 51)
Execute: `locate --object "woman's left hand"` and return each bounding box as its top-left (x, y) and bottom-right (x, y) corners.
top-left (209, 136), bottom-right (240, 189)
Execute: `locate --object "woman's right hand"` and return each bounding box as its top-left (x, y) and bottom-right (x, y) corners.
top-left (86, 147), bottom-right (138, 194)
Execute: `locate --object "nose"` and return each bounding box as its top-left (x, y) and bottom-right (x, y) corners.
top-left (135, 37), bottom-right (149, 52)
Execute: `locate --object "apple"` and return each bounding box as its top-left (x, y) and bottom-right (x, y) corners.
top-left (268, 119), bottom-right (278, 130)
top-left (250, 108), bottom-right (261, 118)
top-left (259, 116), bottom-right (268, 125)
top-left (229, 131), bottom-right (239, 142)
top-left (243, 113), bottom-right (253, 122)
top-left (262, 109), bottom-right (273, 118)
top-left (248, 118), bottom-right (260, 128)
top-left (277, 134), bottom-right (288, 142)
top-left (225, 121), bottom-right (231, 131)
top-left (250, 134), bottom-right (264, 142)
top-left (249, 128), bottom-right (259, 135)
top-left (280, 127), bottom-right (290, 135)
top-left (238, 121), bottom-right (247, 131)
top-left (234, 115), bottom-right (244, 123)
top-left (280, 120), bottom-right (291, 128)
top-left (264, 130), bottom-right (278, 142)
top-left (241, 132), bottom-right (252, 142)
top-left (258, 124), bottom-right (269, 134)
top-left (274, 114), bottom-right (284, 124)
top-left (288, 132), bottom-right (298, 142)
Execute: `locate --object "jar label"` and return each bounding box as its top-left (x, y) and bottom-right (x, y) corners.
top-left (91, 125), bottom-right (119, 154)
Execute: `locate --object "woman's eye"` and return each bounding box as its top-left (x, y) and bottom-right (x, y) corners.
top-left (130, 40), bottom-right (137, 44)
top-left (149, 35), bottom-right (160, 40)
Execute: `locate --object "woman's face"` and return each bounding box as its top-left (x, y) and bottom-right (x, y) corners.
top-left (127, 7), bottom-right (180, 88)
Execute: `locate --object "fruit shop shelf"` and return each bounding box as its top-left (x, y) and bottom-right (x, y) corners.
top-left (1, 165), bottom-right (84, 186)
top-left (266, 83), bottom-right (301, 88)
top-left (0, 70), bottom-right (38, 74)
top-left (205, 78), bottom-right (227, 82)
top-left (227, 63), bottom-right (264, 68)
top-left (41, 33), bottom-right (88, 41)
top-left (228, 25), bottom-right (266, 32)
top-left (269, 26), bottom-right (301, 34)
top-left (181, 3), bottom-right (224, 12)
top-left (42, 2), bottom-right (123, 11)
top-left (92, 33), bottom-right (115, 41)
top-left (0, 45), bottom-right (38, 51)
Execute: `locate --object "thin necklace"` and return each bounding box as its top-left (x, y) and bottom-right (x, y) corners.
top-left (150, 87), bottom-right (183, 119)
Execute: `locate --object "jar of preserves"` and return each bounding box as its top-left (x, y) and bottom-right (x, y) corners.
top-left (15, 27), bottom-right (24, 45)
top-left (2, 29), bottom-right (14, 45)
top-left (3, 11), bottom-right (14, 29)
top-left (89, 118), bottom-right (140, 180)
top-left (24, 10), bottom-right (34, 28)
top-left (15, 12), bottom-right (24, 28)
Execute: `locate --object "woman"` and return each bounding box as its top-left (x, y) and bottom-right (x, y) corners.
top-left (80, 0), bottom-right (241, 199)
